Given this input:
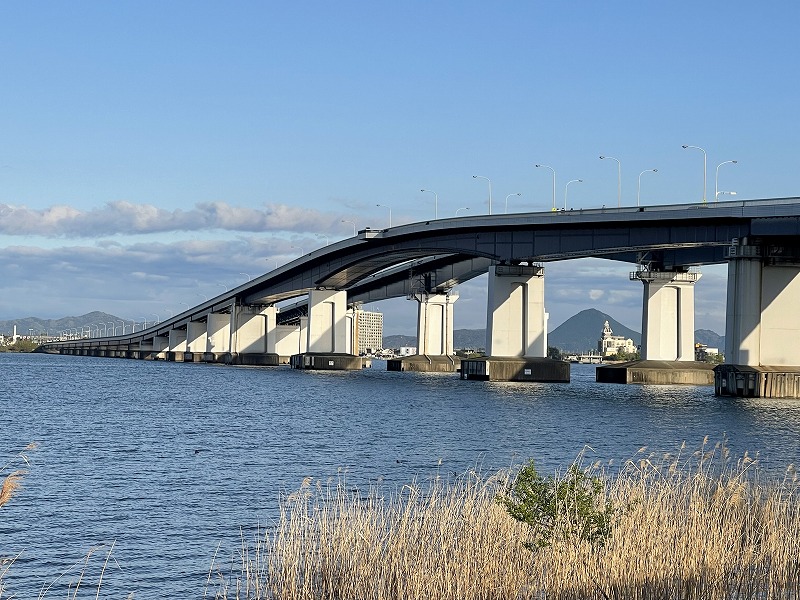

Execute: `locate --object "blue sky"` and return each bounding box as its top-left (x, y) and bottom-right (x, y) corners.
top-left (1, 2), bottom-right (797, 335)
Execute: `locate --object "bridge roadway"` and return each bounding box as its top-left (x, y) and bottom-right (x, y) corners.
top-left (45, 197), bottom-right (800, 349)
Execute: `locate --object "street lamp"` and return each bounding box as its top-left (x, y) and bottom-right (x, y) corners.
top-left (716, 191), bottom-right (737, 201)
top-left (420, 189), bottom-right (438, 220)
top-left (341, 219), bottom-right (357, 236)
top-left (682, 145), bottom-right (707, 203)
top-left (715, 160), bottom-right (738, 202)
top-left (376, 203), bottom-right (392, 228)
top-left (637, 169), bottom-right (658, 207)
top-left (239, 272), bottom-right (251, 282)
top-left (564, 179), bottom-right (583, 210)
top-left (472, 175), bottom-right (493, 215)
top-left (599, 156), bottom-right (621, 207)
top-left (290, 245), bottom-right (304, 256)
top-left (455, 207), bottom-right (470, 217)
top-left (316, 233), bottom-right (329, 246)
top-left (505, 193), bottom-right (521, 214)
top-left (534, 164), bottom-right (557, 211)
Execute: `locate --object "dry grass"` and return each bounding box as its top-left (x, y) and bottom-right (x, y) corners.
top-left (213, 442), bottom-right (800, 600)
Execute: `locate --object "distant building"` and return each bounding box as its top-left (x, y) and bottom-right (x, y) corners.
top-left (598, 320), bottom-right (637, 357)
top-left (398, 346), bottom-right (417, 356)
top-left (353, 309), bottom-right (383, 355)
top-left (695, 343), bottom-right (720, 361)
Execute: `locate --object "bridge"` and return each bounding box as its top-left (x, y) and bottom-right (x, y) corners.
top-left (42, 197), bottom-right (800, 397)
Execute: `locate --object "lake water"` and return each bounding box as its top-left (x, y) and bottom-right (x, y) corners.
top-left (2, 352), bottom-right (800, 598)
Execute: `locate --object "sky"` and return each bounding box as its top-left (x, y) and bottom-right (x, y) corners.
top-left (1, 1), bottom-right (797, 335)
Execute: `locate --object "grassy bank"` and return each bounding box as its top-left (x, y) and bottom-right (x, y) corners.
top-left (213, 443), bottom-right (800, 600)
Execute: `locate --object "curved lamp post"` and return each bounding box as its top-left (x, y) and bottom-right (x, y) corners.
top-left (472, 175), bottom-right (493, 215)
top-left (599, 156), bottom-right (621, 207)
top-left (715, 160), bottom-right (738, 202)
top-left (534, 164), bottom-right (556, 211)
top-left (564, 179), bottom-right (583, 210)
top-left (455, 207), bottom-right (470, 216)
top-left (505, 193), bottom-right (521, 214)
top-left (420, 189), bottom-right (438, 220)
top-left (316, 233), bottom-right (329, 246)
top-left (682, 145), bottom-right (707, 203)
top-left (637, 169), bottom-right (658, 207)
top-left (341, 219), bottom-right (356, 236)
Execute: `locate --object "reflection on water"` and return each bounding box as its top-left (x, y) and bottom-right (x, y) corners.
top-left (2, 353), bottom-right (800, 597)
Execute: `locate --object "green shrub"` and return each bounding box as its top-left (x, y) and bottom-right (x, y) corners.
top-left (497, 460), bottom-right (616, 550)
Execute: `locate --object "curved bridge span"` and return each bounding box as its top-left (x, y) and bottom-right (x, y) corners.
top-left (43, 197), bottom-right (800, 395)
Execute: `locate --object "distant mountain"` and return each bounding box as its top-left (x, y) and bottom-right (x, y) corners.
top-left (383, 329), bottom-right (486, 350)
top-left (549, 308), bottom-right (641, 353)
top-left (0, 312), bottom-right (127, 336)
top-left (695, 329), bottom-right (725, 349)
top-left (382, 334), bottom-right (417, 349)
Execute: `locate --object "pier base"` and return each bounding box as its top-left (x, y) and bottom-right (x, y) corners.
top-left (596, 360), bottom-right (715, 385)
top-left (714, 364), bottom-right (800, 398)
top-left (386, 355), bottom-right (461, 373)
top-left (460, 357), bottom-right (570, 382)
top-left (290, 353), bottom-right (363, 370)
top-left (229, 353), bottom-right (281, 366)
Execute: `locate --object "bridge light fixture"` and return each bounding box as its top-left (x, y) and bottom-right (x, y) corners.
top-left (341, 219), bottom-right (357, 236)
top-left (472, 175), bottom-right (493, 215)
top-left (420, 189), bottom-right (438, 220)
top-left (599, 155), bottom-right (622, 207)
top-left (455, 207), bottom-right (470, 217)
top-left (564, 179), bottom-right (583, 210)
top-left (637, 169), bottom-right (658, 207)
top-left (534, 164), bottom-right (557, 211)
top-left (682, 145), bottom-right (707, 203)
top-left (505, 193), bottom-right (521, 214)
top-left (715, 160), bottom-right (738, 203)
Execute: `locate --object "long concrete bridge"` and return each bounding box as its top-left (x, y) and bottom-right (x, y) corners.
top-left (42, 197), bottom-right (800, 397)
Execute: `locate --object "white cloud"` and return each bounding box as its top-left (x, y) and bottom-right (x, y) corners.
top-left (0, 201), bottom-right (354, 238)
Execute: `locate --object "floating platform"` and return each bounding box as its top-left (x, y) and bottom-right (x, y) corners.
top-left (714, 364), bottom-right (800, 398)
top-left (386, 355), bottom-right (461, 373)
top-left (596, 360), bottom-right (715, 385)
top-left (290, 352), bottom-right (363, 370)
top-left (459, 357), bottom-right (570, 382)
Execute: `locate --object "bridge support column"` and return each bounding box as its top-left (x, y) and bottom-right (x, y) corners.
top-left (462, 265), bottom-right (568, 382)
top-left (229, 305), bottom-right (279, 365)
top-left (291, 290), bottom-right (362, 370)
top-left (185, 321), bottom-right (207, 362)
top-left (387, 291), bottom-right (460, 372)
top-left (597, 269), bottom-right (714, 386)
top-left (205, 312), bottom-right (231, 362)
top-left (716, 240), bottom-right (800, 397)
top-left (635, 269), bottom-right (701, 361)
top-left (167, 329), bottom-right (188, 362)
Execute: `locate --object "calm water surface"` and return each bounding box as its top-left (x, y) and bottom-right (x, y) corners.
top-left (2, 353), bottom-right (800, 598)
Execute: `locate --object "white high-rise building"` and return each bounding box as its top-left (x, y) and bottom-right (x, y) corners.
top-left (353, 309), bottom-right (383, 355)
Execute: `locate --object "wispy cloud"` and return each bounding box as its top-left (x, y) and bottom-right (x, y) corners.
top-left (0, 201), bottom-right (352, 237)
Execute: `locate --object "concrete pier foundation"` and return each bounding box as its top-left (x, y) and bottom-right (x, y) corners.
top-left (717, 240), bottom-right (800, 398)
top-left (596, 360), bottom-right (715, 385)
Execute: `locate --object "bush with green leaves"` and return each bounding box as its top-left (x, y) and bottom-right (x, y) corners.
top-left (497, 460), bottom-right (616, 550)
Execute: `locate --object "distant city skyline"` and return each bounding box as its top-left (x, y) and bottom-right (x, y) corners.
top-left (1, 2), bottom-right (794, 335)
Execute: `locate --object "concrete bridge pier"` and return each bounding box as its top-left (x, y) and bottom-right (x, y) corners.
top-left (291, 289), bottom-right (362, 370)
top-left (229, 304), bottom-right (280, 366)
top-left (184, 321), bottom-right (208, 363)
top-left (461, 265), bottom-right (568, 382)
top-left (715, 239), bottom-right (800, 398)
top-left (388, 291), bottom-right (460, 373)
top-left (597, 268), bottom-right (714, 385)
top-left (167, 329), bottom-right (188, 362)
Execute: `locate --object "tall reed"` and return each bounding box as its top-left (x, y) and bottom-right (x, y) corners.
top-left (213, 442), bottom-right (800, 600)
